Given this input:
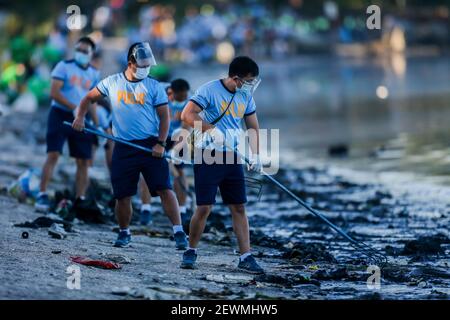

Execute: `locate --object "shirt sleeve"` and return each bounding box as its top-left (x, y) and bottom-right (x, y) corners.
top-left (190, 84), bottom-right (210, 110)
top-left (244, 96), bottom-right (256, 116)
top-left (96, 76), bottom-right (110, 97)
top-left (153, 82), bottom-right (169, 108)
top-left (91, 70), bottom-right (101, 89)
top-left (50, 61), bottom-right (67, 82)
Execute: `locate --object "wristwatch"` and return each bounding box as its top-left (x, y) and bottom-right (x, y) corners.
top-left (157, 140), bottom-right (167, 147)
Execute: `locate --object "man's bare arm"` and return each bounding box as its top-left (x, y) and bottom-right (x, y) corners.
top-left (244, 113), bottom-right (260, 155)
top-left (181, 101), bottom-right (213, 132)
top-left (72, 88), bottom-right (103, 131)
top-left (156, 104), bottom-right (170, 142)
top-left (50, 79), bottom-right (77, 110)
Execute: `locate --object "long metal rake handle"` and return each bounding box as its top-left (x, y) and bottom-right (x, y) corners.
top-left (62, 121), bottom-right (191, 165)
top-left (227, 143), bottom-right (387, 266)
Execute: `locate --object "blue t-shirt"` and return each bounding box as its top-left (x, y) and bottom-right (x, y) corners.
top-left (96, 72), bottom-right (168, 140)
top-left (168, 100), bottom-right (188, 135)
top-left (190, 79), bottom-right (256, 149)
top-left (50, 60), bottom-right (100, 112)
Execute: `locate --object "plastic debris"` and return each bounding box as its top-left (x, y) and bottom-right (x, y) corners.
top-left (48, 223), bottom-right (67, 239)
top-left (7, 169), bottom-right (41, 201)
top-left (205, 274), bottom-right (254, 284)
top-left (70, 256), bottom-right (121, 269)
top-left (15, 216), bottom-right (61, 229)
top-left (102, 254), bottom-right (132, 264)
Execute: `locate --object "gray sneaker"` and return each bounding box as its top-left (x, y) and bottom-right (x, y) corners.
top-left (237, 255), bottom-right (265, 274)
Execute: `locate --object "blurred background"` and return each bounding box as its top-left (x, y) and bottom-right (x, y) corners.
top-left (0, 0), bottom-right (450, 187)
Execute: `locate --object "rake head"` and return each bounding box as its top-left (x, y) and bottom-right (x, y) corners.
top-left (348, 241), bottom-right (388, 268)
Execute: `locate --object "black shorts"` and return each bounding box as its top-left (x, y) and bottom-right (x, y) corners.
top-left (46, 107), bottom-right (93, 159)
top-left (166, 136), bottom-right (184, 169)
top-left (111, 137), bottom-right (172, 200)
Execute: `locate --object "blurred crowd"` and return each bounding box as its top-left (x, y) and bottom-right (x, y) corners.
top-left (0, 0), bottom-right (448, 108)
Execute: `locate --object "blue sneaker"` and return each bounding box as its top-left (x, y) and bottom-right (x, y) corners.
top-left (180, 249), bottom-right (197, 269)
top-left (237, 255), bottom-right (265, 274)
top-left (174, 231), bottom-right (188, 250)
top-left (140, 209), bottom-right (152, 226)
top-left (114, 231), bottom-right (131, 248)
top-left (35, 193), bottom-right (50, 212)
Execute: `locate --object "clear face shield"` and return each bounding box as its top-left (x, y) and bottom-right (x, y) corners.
top-left (131, 42), bottom-right (157, 68)
top-left (237, 77), bottom-right (262, 96)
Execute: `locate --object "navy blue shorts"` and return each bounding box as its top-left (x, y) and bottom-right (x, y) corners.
top-left (166, 137), bottom-right (184, 169)
top-left (194, 151), bottom-right (247, 206)
top-left (111, 137), bottom-right (172, 200)
top-left (46, 107), bottom-right (93, 159)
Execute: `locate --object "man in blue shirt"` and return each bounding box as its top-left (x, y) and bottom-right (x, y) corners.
top-left (180, 56), bottom-right (264, 274)
top-left (72, 42), bottom-right (188, 249)
top-left (138, 79), bottom-right (192, 228)
top-left (35, 37), bottom-right (99, 212)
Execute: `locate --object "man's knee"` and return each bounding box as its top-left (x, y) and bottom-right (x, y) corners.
top-left (76, 158), bottom-right (90, 167)
top-left (47, 152), bottom-right (60, 164)
top-left (229, 204), bottom-right (246, 216)
top-left (116, 197), bottom-right (131, 208)
top-left (156, 189), bottom-right (174, 199)
top-left (196, 205), bottom-right (212, 218)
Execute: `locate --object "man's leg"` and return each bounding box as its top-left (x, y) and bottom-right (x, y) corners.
top-left (187, 205), bottom-right (212, 248)
top-left (156, 189), bottom-right (181, 225)
top-left (139, 176), bottom-right (153, 225)
top-left (36, 151), bottom-right (60, 211)
top-left (173, 168), bottom-right (187, 208)
top-left (229, 204), bottom-right (251, 254)
top-left (39, 151), bottom-right (60, 192)
top-left (139, 176), bottom-right (152, 205)
top-left (116, 196), bottom-right (133, 229)
top-left (75, 158), bottom-right (90, 199)
top-left (113, 196), bottom-right (133, 247)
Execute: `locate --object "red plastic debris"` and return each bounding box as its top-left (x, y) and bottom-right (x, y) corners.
top-left (70, 256), bottom-right (121, 269)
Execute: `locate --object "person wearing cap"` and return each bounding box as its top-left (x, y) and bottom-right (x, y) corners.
top-left (72, 42), bottom-right (188, 249)
top-left (35, 36), bottom-right (100, 213)
top-left (179, 56), bottom-right (264, 273)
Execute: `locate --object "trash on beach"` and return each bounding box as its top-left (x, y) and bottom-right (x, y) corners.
top-left (101, 254), bottom-right (132, 264)
top-left (7, 168), bottom-right (41, 201)
top-left (14, 216), bottom-right (61, 229)
top-left (55, 199), bottom-right (74, 221)
top-left (21, 231), bottom-right (29, 239)
top-left (70, 256), bottom-right (121, 269)
top-left (148, 286), bottom-right (191, 296)
top-left (205, 274), bottom-right (254, 284)
top-left (48, 223), bottom-right (67, 239)
top-left (73, 199), bottom-right (107, 224)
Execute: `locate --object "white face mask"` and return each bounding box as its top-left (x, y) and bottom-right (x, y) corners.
top-left (134, 66), bottom-right (150, 80)
top-left (74, 52), bottom-right (91, 66)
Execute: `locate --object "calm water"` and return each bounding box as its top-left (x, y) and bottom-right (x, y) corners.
top-left (173, 54), bottom-right (450, 185)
